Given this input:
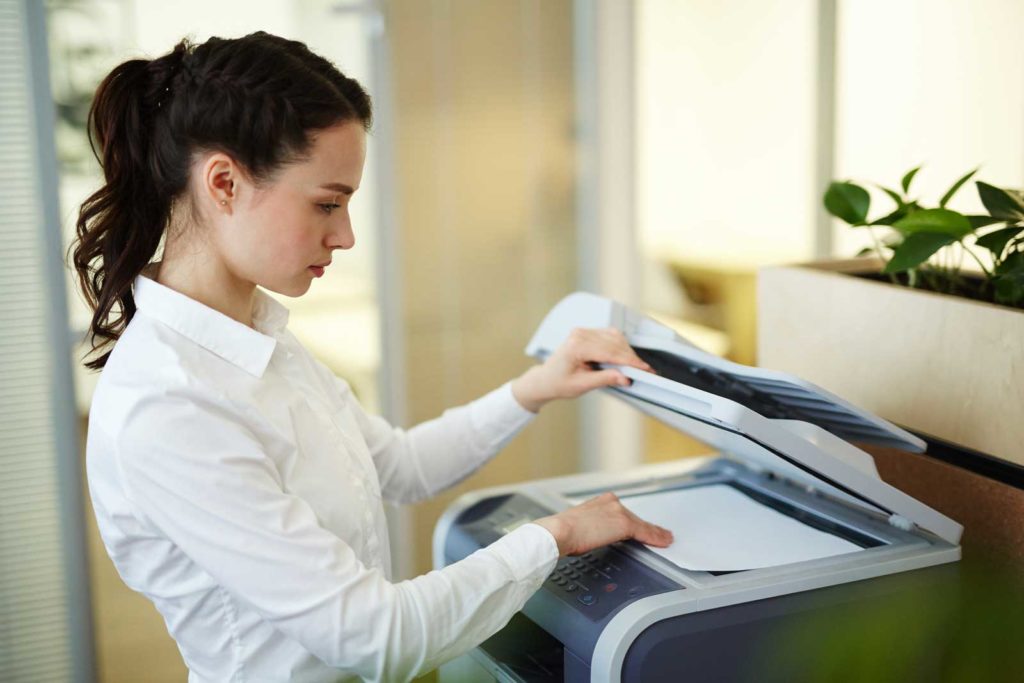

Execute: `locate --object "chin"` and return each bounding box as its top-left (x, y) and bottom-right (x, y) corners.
top-left (262, 279), bottom-right (312, 298)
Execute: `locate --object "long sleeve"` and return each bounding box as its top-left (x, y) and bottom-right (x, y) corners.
top-left (340, 377), bottom-right (537, 505)
top-left (116, 388), bottom-right (558, 682)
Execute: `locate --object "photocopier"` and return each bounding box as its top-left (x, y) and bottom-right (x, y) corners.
top-left (433, 292), bottom-right (962, 682)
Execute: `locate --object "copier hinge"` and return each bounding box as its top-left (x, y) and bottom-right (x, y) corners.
top-left (888, 514), bottom-right (915, 532)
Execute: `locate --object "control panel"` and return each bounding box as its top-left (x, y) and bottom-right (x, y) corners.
top-left (444, 493), bottom-right (682, 623)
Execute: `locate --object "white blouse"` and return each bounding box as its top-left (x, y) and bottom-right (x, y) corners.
top-left (86, 271), bottom-right (560, 682)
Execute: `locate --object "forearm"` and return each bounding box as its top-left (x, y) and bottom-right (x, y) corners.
top-left (389, 523), bottom-right (558, 678)
top-left (373, 382), bottom-right (536, 504)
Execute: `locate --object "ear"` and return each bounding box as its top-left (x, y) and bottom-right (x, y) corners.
top-left (199, 152), bottom-right (249, 214)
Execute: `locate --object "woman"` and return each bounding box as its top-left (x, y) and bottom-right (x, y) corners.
top-left (75, 32), bottom-right (673, 682)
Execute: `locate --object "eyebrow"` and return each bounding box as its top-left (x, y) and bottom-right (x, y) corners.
top-left (319, 182), bottom-right (356, 194)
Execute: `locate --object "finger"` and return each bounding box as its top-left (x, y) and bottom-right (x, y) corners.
top-left (574, 346), bottom-right (652, 375)
top-left (632, 519), bottom-right (674, 548)
top-left (581, 332), bottom-right (653, 373)
top-left (619, 349), bottom-right (654, 373)
top-left (619, 504), bottom-right (673, 546)
top-left (569, 368), bottom-right (631, 394)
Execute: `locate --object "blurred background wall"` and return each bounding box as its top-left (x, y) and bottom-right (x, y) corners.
top-left (384, 0), bottom-right (581, 607)
top-left (1, 0), bottom-right (1022, 681)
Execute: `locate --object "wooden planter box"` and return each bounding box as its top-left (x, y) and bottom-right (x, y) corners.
top-left (758, 257), bottom-right (1024, 468)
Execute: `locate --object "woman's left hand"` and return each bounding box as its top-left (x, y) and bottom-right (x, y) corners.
top-left (510, 327), bottom-right (654, 413)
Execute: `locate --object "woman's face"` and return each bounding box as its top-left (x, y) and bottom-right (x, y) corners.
top-left (213, 120), bottom-right (367, 298)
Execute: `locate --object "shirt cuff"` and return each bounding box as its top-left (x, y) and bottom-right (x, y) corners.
top-left (466, 381), bottom-right (538, 452)
top-left (487, 522), bottom-right (560, 583)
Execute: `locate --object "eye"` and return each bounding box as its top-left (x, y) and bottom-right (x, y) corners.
top-left (318, 202), bottom-right (341, 215)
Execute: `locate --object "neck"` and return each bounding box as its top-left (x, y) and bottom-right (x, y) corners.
top-left (155, 239), bottom-right (257, 329)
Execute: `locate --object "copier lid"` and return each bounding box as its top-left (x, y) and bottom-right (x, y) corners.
top-left (526, 292), bottom-right (962, 545)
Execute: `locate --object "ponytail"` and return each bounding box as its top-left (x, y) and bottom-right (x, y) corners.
top-left (73, 47), bottom-right (182, 370)
top-left (71, 34), bottom-right (372, 370)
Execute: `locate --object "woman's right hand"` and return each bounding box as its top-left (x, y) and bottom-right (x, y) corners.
top-left (533, 491), bottom-right (674, 556)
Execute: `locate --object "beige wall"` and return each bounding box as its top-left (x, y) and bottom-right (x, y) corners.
top-left (385, 0), bottom-right (579, 578)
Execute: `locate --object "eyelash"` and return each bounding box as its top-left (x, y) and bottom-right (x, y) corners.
top-left (318, 202), bottom-right (341, 215)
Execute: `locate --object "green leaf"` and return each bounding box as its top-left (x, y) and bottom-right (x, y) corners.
top-left (975, 226), bottom-right (1024, 259)
top-left (892, 208), bottom-right (972, 238)
top-left (871, 207), bottom-right (907, 226)
top-left (877, 184), bottom-right (905, 207)
top-left (901, 166), bottom-right (922, 194)
top-left (993, 255), bottom-right (1024, 305)
top-left (994, 275), bottom-right (1024, 306)
top-left (824, 181), bottom-right (871, 224)
top-left (883, 232), bottom-right (957, 273)
top-left (976, 181), bottom-right (1024, 221)
top-left (995, 250), bottom-right (1024, 276)
top-left (939, 168), bottom-right (979, 208)
top-left (967, 215), bottom-right (1004, 230)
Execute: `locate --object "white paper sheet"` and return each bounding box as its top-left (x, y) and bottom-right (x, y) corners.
top-left (615, 484), bottom-right (861, 571)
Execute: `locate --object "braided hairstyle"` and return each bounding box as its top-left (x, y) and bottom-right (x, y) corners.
top-left (72, 32), bottom-right (372, 370)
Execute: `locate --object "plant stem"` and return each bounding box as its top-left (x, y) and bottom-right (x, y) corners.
top-left (960, 241), bottom-right (993, 278)
top-left (919, 265), bottom-right (939, 293)
top-left (938, 247), bottom-right (951, 293)
top-left (945, 247), bottom-right (955, 294)
top-left (867, 226), bottom-right (897, 284)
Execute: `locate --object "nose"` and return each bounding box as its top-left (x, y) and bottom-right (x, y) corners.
top-left (326, 218), bottom-right (355, 250)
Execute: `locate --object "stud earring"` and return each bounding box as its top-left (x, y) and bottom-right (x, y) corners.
top-left (220, 199), bottom-right (228, 206)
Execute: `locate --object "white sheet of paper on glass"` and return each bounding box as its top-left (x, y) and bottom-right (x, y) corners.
top-left (616, 484), bottom-right (862, 571)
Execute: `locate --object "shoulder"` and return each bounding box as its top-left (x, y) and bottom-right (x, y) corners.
top-left (89, 313), bottom-right (259, 453)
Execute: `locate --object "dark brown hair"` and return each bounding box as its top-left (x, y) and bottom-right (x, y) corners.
top-left (71, 32), bottom-right (372, 370)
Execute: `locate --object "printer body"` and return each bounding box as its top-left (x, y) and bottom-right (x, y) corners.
top-left (433, 293), bottom-right (962, 682)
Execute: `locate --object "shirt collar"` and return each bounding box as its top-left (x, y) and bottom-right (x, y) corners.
top-left (132, 267), bottom-right (290, 378)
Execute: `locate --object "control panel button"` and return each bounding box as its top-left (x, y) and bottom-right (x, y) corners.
top-left (578, 594), bottom-right (597, 606)
top-left (565, 583), bottom-right (579, 593)
top-left (603, 582), bottom-right (618, 593)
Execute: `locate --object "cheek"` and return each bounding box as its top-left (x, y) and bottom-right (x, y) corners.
top-left (256, 207), bottom-right (318, 263)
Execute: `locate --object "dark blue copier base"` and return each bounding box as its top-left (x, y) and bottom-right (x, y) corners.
top-left (471, 563), bottom-right (958, 682)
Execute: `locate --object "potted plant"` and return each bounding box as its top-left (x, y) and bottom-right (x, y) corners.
top-left (757, 167), bottom-right (1024, 467)
top-left (822, 168), bottom-right (1024, 308)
